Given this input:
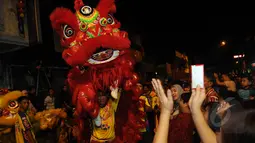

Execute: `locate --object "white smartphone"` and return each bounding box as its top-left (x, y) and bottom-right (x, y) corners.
top-left (191, 64), bottom-right (204, 89)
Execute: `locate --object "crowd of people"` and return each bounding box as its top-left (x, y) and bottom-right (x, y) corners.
top-left (0, 85), bottom-right (73, 143)
top-left (0, 69), bottom-right (255, 143)
top-left (150, 71), bottom-right (255, 143)
top-left (19, 85), bottom-right (71, 113)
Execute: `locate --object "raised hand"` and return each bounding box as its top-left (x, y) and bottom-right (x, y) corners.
top-left (216, 101), bottom-right (232, 119)
top-left (151, 79), bottom-right (173, 114)
top-left (188, 85), bottom-right (206, 113)
top-left (110, 80), bottom-right (119, 99)
top-left (213, 73), bottom-right (218, 78)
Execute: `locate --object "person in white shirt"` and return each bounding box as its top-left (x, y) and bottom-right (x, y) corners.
top-left (44, 88), bottom-right (55, 110)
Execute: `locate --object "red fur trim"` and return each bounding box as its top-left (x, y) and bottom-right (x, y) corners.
top-left (109, 4), bottom-right (116, 13)
top-left (74, 0), bottom-right (85, 11)
top-left (67, 69), bottom-right (89, 94)
top-left (67, 77), bottom-right (76, 93)
top-left (74, 117), bottom-right (91, 143)
top-left (68, 67), bottom-right (82, 79)
top-left (96, 0), bottom-right (115, 17)
top-left (90, 66), bottom-right (123, 91)
top-left (72, 85), bottom-right (80, 105)
top-left (112, 16), bottom-right (121, 28)
top-left (115, 90), bottom-right (143, 143)
top-left (50, 7), bottom-right (79, 35)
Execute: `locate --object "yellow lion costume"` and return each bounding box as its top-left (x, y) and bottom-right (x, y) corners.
top-left (34, 108), bottom-right (67, 130)
top-left (0, 91), bottom-right (24, 143)
top-left (0, 90), bottom-right (68, 143)
top-left (0, 91), bottom-right (24, 134)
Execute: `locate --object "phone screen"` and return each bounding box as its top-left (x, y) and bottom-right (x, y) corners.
top-left (191, 65), bottom-right (204, 89)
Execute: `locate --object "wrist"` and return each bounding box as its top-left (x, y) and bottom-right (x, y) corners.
top-left (191, 109), bottom-right (203, 116)
top-left (160, 109), bottom-right (172, 115)
top-left (159, 111), bottom-right (171, 121)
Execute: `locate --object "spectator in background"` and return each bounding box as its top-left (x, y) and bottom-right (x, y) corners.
top-left (152, 79), bottom-right (173, 143)
top-left (15, 96), bottom-right (36, 143)
top-left (196, 73), bottom-right (219, 143)
top-left (143, 84), bottom-right (157, 133)
top-left (238, 74), bottom-right (255, 101)
top-left (27, 86), bottom-right (36, 107)
top-left (238, 75), bottom-right (255, 109)
top-left (182, 81), bottom-right (191, 93)
top-left (139, 84), bottom-right (154, 143)
top-left (170, 84), bottom-right (184, 118)
top-left (44, 88), bottom-right (55, 110)
top-left (58, 85), bottom-right (71, 108)
top-left (214, 72), bottom-right (236, 92)
top-left (21, 90), bottom-right (37, 114)
top-left (204, 73), bottom-right (219, 104)
top-left (189, 85), bottom-right (255, 143)
top-left (168, 92), bottom-right (194, 143)
top-left (243, 94), bottom-right (255, 109)
top-left (43, 88), bottom-right (58, 143)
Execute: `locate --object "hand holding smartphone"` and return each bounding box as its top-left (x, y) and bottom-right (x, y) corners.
top-left (191, 65), bottom-right (204, 89)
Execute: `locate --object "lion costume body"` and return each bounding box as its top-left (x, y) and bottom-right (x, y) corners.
top-left (50, 0), bottom-right (145, 142)
top-left (34, 108), bottom-right (67, 130)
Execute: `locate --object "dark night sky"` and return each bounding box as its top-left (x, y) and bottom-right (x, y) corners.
top-left (3, 0), bottom-right (255, 68)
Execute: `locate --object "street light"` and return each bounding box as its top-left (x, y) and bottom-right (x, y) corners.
top-left (220, 40), bottom-right (226, 46)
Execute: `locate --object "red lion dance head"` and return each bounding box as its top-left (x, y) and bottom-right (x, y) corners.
top-left (50, 0), bottom-right (145, 142)
top-left (50, 0), bottom-right (129, 68)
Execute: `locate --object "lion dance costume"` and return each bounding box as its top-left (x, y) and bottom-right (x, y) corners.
top-left (0, 90), bottom-right (23, 143)
top-left (0, 90), bottom-right (67, 142)
top-left (50, 0), bottom-right (145, 142)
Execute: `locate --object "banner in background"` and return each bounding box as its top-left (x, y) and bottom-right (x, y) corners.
top-left (0, 0), bottom-right (4, 31)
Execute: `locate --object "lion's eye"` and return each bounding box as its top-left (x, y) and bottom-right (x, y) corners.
top-left (63, 25), bottom-right (74, 38)
top-left (107, 14), bottom-right (115, 25)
